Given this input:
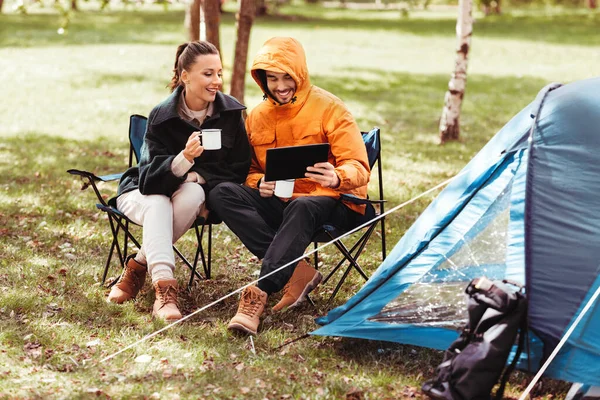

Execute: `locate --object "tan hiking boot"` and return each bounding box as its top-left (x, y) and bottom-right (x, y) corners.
top-left (107, 255), bottom-right (147, 304)
top-left (272, 260), bottom-right (322, 312)
top-left (152, 279), bottom-right (182, 322)
top-left (228, 286), bottom-right (268, 335)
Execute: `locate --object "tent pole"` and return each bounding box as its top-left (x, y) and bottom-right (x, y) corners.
top-left (518, 282), bottom-right (600, 399)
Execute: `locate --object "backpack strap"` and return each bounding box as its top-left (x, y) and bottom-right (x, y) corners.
top-left (494, 293), bottom-right (528, 400)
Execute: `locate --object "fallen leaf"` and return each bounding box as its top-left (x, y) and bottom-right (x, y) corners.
top-left (23, 342), bottom-right (42, 359)
top-left (134, 354), bottom-right (152, 363)
top-left (346, 387), bottom-right (364, 400)
top-left (86, 339), bottom-right (101, 347)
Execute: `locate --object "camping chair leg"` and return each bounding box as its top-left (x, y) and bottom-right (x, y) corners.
top-left (343, 224), bottom-right (378, 281)
top-left (332, 240), bottom-right (369, 281)
top-left (103, 215), bottom-right (127, 286)
top-left (105, 215), bottom-right (144, 287)
top-left (321, 232), bottom-right (368, 285)
top-left (102, 238), bottom-right (118, 286)
top-left (326, 224), bottom-right (377, 303)
top-left (327, 227), bottom-right (374, 282)
top-left (313, 241), bottom-right (319, 270)
top-left (189, 222), bottom-right (209, 289)
top-left (380, 217), bottom-right (386, 261)
top-left (174, 245), bottom-right (203, 284)
top-left (327, 263), bottom-right (355, 305)
top-left (207, 223), bottom-right (212, 279)
top-left (103, 235), bottom-right (124, 287)
top-left (124, 219), bottom-right (133, 262)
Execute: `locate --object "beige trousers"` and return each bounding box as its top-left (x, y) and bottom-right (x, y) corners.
top-left (117, 183), bottom-right (206, 282)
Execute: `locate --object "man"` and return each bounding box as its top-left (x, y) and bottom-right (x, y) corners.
top-left (209, 37), bottom-right (370, 335)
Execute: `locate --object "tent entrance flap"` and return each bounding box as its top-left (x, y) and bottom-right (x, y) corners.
top-left (369, 180), bottom-right (513, 330)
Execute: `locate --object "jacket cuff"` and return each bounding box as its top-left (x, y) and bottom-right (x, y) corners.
top-left (171, 151), bottom-right (194, 177)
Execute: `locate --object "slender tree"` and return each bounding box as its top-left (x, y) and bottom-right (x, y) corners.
top-left (230, 0), bottom-right (256, 103)
top-left (0, 0), bottom-right (4, 13)
top-left (186, 0), bottom-right (201, 41)
top-left (439, 0), bottom-right (473, 143)
top-left (203, 0), bottom-right (221, 54)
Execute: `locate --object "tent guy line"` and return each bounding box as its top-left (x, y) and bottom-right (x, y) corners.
top-left (518, 282), bottom-right (600, 400)
top-left (100, 169), bottom-right (468, 363)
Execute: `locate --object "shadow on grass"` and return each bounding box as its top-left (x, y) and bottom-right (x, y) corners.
top-left (1, 8), bottom-right (598, 47)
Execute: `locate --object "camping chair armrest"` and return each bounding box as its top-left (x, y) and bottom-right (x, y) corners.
top-left (340, 193), bottom-right (386, 205)
top-left (67, 168), bottom-right (123, 207)
top-left (67, 169), bottom-right (123, 190)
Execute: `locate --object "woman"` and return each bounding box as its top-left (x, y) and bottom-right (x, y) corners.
top-left (108, 41), bottom-right (251, 322)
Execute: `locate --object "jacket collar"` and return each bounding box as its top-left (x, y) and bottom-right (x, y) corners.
top-left (151, 85), bottom-right (245, 125)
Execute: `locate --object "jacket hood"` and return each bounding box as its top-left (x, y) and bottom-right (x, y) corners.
top-left (251, 37), bottom-right (311, 105)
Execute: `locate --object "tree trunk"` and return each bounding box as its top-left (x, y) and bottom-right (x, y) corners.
top-left (0, 0), bottom-right (4, 13)
top-left (439, 0), bottom-right (473, 144)
top-left (71, 0), bottom-right (77, 10)
top-left (230, 0), bottom-right (256, 103)
top-left (587, 0), bottom-right (597, 9)
top-left (186, 0), bottom-right (201, 41)
top-left (204, 0), bottom-right (221, 54)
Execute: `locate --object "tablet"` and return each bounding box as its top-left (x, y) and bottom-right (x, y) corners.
top-left (264, 143), bottom-right (330, 181)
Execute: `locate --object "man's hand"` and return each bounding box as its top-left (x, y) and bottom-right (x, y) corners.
top-left (306, 162), bottom-right (340, 189)
top-left (183, 131), bottom-right (204, 162)
top-left (258, 179), bottom-right (276, 198)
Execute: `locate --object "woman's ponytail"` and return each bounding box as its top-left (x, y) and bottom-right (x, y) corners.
top-left (169, 42), bottom-right (190, 92)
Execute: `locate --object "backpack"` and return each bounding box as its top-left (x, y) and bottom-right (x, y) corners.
top-left (421, 277), bottom-right (528, 400)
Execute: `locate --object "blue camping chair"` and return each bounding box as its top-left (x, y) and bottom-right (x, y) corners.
top-left (312, 127), bottom-right (387, 304)
top-left (68, 114), bottom-right (216, 289)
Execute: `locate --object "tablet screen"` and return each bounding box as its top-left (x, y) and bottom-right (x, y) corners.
top-left (265, 143), bottom-right (330, 181)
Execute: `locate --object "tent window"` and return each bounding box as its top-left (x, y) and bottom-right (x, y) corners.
top-left (369, 181), bottom-right (514, 329)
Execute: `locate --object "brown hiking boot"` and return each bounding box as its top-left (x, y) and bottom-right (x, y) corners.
top-left (272, 260), bottom-right (322, 312)
top-left (228, 286), bottom-right (268, 335)
top-left (107, 255), bottom-right (147, 304)
top-left (152, 279), bottom-right (182, 322)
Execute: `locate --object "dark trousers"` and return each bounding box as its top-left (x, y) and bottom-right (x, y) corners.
top-left (208, 182), bottom-right (359, 294)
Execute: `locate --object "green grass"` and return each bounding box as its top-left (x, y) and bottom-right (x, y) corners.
top-left (1, 1), bottom-right (597, 398)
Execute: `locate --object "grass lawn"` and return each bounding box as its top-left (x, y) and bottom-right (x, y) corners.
top-left (1, 1), bottom-right (598, 398)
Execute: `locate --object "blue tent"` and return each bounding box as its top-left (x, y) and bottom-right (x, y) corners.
top-left (314, 77), bottom-right (600, 386)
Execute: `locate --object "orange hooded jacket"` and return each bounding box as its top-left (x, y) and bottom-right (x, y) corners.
top-left (245, 37), bottom-right (371, 214)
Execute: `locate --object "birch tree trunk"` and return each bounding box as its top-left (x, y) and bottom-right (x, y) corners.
top-left (186, 0), bottom-right (201, 41)
top-left (439, 0), bottom-right (473, 144)
top-left (203, 0), bottom-right (221, 54)
top-left (229, 0), bottom-right (256, 103)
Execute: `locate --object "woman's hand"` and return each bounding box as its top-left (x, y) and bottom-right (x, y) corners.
top-left (183, 131), bottom-right (204, 162)
top-left (306, 162), bottom-right (340, 188)
top-left (259, 179), bottom-right (276, 198)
